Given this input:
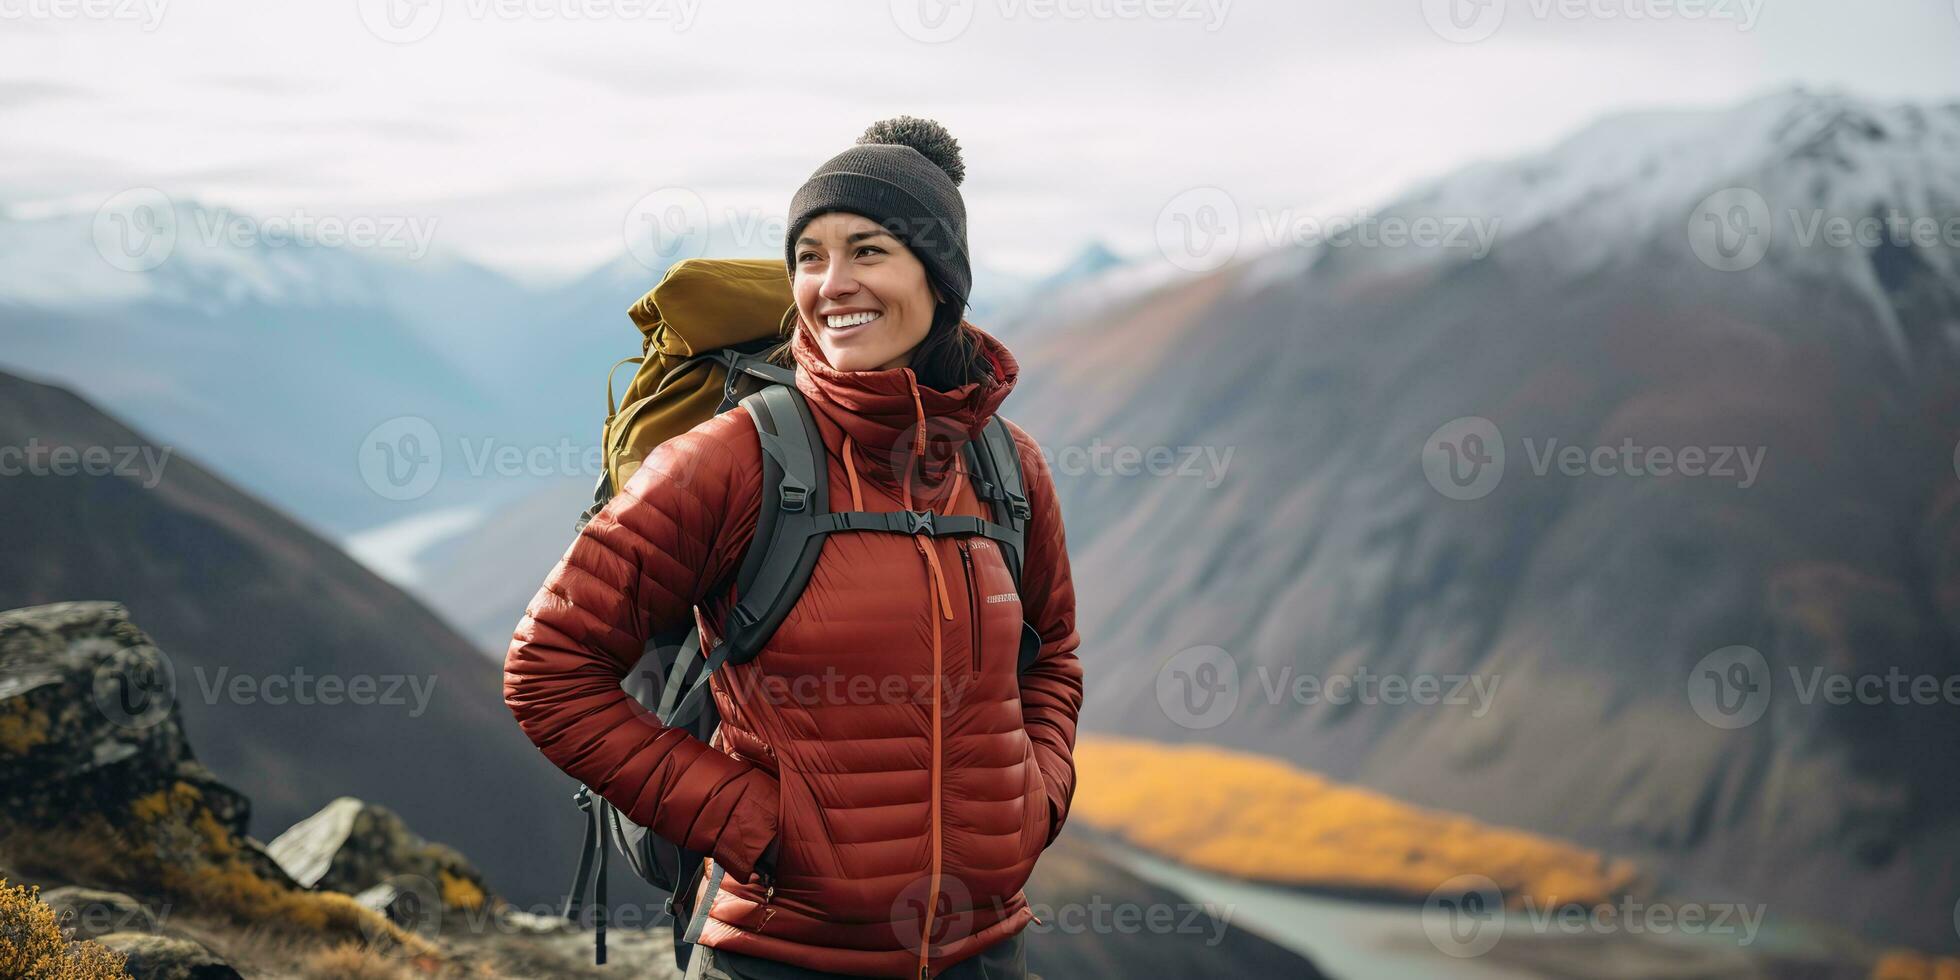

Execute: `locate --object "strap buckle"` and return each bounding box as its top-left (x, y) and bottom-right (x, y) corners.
top-left (903, 510), bottom-right (935, 535)
top-left (779, 478), bottom-right (810, 513)
top-left (1005, 491), bottom-right (1031, 521)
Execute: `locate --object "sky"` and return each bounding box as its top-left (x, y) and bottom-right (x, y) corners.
top-left (1, 0), bottom-right (1957, 284)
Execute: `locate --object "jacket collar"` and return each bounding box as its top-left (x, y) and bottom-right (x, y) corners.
top-left (786, 307), bottom-right (1019, 498)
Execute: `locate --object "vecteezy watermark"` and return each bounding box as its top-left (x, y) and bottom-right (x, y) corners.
top-left (1155, 645), bottom-right (1499, 730)
top-left (358, 417), bottom-right (623, 501)
top-left (91, 642), bottom-right (438, 730)
top-left (889, 0), bottom-right (1230, 43)
top-left (91, 189), bottom-right (440, 270)
top-left (997, 895), bottom-right (1235, 945)
top-left (1689, 187), bottom-right (1960, 272)
top-left (1254, 207), bottom-right (1501, 259)
top-left (0, 438), bottom-right (174, 489)
top-left (1423, 875), bottom-right (1767, 958)
top-left (0, 0), bottom-right (168, 30)
top-left (1156, 188), bottom-right (1500, 273)
top-left (1422, 417), bottom-right (1765, 501)
top-left (1042, 440), bottom-right (1235, 489)
top-left (187, 206), bottom-right (440, 260)
top-left (53, 898), bottom-right (174, 936)
top-left (1689, 644), bottom-right (1960, 729)
top-left (1421, 0), bottom-right (1765, 44)
top-left (356, 0), bottom-right (700, 44)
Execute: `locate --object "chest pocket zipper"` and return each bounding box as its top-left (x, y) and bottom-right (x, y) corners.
top-left (960, 541), bottom-right (982, 676)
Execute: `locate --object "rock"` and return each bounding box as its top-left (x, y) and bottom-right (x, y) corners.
top-left (0, 601), bottom-right (297, 888)
top-left (41, 885), bottom-right (158, 939)
top-left (495, 906), bottom-right (578, 936)
top-left (93, 932), bottom-right (241, 979)
top-left (269, 796), bottom-right (493, 909)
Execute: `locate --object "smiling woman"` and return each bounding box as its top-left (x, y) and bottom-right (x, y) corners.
top-left (504, 116), bottom-right (1082, 980)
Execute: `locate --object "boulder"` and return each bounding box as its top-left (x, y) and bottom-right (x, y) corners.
top-left (0, 601), bottom-right (296, 888)
top-left (41, 885), bottom-right (158, 939)
top-left (269, 796), bottom-right (492, 909)
top-left (92, 932), bottom-right (241, 979)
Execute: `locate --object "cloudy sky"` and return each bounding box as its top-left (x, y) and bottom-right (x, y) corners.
top-left (2, 0), bottom-right (1956, 283)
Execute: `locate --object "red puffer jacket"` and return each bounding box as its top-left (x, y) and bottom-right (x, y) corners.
top-left (504, 320), bottom-right (1083, 978)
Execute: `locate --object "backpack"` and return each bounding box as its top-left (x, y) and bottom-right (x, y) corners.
top-left (558, 258), bottom-right (1043, 972)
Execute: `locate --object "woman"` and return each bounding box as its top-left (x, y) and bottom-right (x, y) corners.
top-left (505, 117), bottom-right (1083, 980)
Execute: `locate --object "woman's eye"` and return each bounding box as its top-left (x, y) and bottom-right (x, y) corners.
top-left (857, 246), bottom-right (885, 258)
top-left (797, 251), bottom-right (819, 263)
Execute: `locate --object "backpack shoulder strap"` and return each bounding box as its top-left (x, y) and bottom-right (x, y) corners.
top-left (658, 381), bottom-right (827, 729)
top-left (964, 416), bottom-right (1045, 674)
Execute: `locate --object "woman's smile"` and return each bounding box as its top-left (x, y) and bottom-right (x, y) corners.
top-left (821, 308), bottom-right (883, 340)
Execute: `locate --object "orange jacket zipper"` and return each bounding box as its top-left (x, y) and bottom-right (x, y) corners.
top-left (914, 536), bottom-right (955, 979)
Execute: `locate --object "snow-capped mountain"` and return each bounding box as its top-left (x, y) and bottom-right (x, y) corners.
top-left (999, 88), bottom-right (1960, 953)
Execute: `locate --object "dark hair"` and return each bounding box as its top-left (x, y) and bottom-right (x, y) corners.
top-left (765, 265), bottom-right (993, 392)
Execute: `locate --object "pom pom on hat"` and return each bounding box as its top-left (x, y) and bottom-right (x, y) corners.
top-left (857, 115), bottom-right (965, 187)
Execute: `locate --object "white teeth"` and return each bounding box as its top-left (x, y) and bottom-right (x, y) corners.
top-left (825, 311), bottom-right (880, 329)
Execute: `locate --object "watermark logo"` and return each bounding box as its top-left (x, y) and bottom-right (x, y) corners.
top-left (1257, 207), bottom-right (1502, 260)
top-left (0, 439), bottom-right (174, 489)
top-left (92, 188), bottom-right (177, 273)
top-left (890, 872), bottom-right (976, 957)
top-left (187, 207), bottom-right (439, 259)
top-left (359, 874), bottom-right (446, 942)
top-left (1688, 645), bottom-right (1771, 730)
top-left (1424, 418), bottom-right (1764, 499)
top-left (1423, 417), bottom-right (1505, 501)
top-left (1424, 874), bottom-right (1505, 958)
top-left (890, 0), bottom-right (976, 41)
top-left (358, 0), bottom-right (698, 43)
top-left (1156, 187), bottom-right (1241, 273)
top-left (1690, 645), bottom-right (1960, 729)
top-left (1421, 0), bottom-right (1504, 43)
top-left (1687, 187), bottom-right (1772, 272)
top-left (0, 0), bottom-right (169, 30)
top-left (192, 665), bottom-right (438, 718)
top-left (88, 639), bottom-right (177, 731)
top-left (1005, 895), bottom-right (1234, 944)
top-left (1424, 0), bottom-right (1765, 43)
top-left (624, 186), bottom-right (712, 271)
top-left (1690, 189), bottom-right (1960, 272)
top-left (1156, 644), bottom-right (1239, 729)
top-left (358, 416), bottom-right (443, 501)
top-left (891, 0), bottom-right (1228, 41)
top-left (358, 0), bottom-right (442, 42)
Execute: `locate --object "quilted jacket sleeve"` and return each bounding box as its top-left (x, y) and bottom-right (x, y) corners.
top-left (503, 410), bottom-right (778, 883)
top-left (1006, 421), bottom-right (1085, 849)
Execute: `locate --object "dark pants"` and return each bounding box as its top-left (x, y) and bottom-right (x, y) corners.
top-left (684, 930), bottom-right (1030, 980)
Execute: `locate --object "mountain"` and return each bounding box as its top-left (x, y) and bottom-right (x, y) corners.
top-left (0, 199), bottom-right (560, 538)
top-left (0, 366), bottom-right (594, 909)
top-left (0, 201), bottom-right (1056, 554)
top-left (998, 89), bottom-right (1960, 953)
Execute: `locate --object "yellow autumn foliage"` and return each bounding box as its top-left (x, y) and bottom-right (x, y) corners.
top-left (1072, 735), bottom-right (1643, 908)
top-left (437, 871), bottom-right (486, 913)
top-left (0, 698), bottom-right (51, 755)
top-left (0, 877), bottom-right (130, 979)
top-left (4, 781), bottom-right (439, 962)
top-left (1873, 951), bottom-right (1960, 980)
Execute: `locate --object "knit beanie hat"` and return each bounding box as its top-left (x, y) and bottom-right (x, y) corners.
top-left (783, 116), bottom-right (971, 312)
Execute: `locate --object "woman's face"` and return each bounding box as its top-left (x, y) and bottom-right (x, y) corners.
top-left (792, 211), bottom-right (940, 373)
